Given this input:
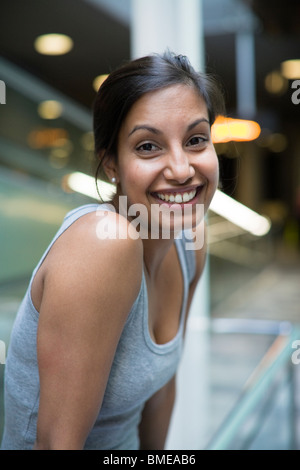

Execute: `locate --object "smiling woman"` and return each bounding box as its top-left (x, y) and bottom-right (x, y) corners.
top-left (94, 52), bottom-right (225, 189)
top-left (1, 51), bottom-right (225, 450)
top-left (108, 83), bottom-right (218, 240)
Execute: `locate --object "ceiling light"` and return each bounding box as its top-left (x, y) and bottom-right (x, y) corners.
top-left (265, 71), bottom-right (288, 95)
top-left (34, 33), bottom-right (73, 55)
top-left (212, 116), bottom-right (261, 143)
top-left (65, 172), bottom-right (116, 200)
top-left (281, 59), bottom-right (300, 79)
top-left (37, 100), bottom-right (63, 119)
top-left (93, 74), bottom-right (109, 92)
top-left (210, 190), bottom-right (271, 237)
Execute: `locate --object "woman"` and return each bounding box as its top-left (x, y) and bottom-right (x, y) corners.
top-left (1, 51), bottom-right (224, 450)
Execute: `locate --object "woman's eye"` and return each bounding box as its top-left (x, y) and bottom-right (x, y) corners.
top-left (187, 136), bottom-right (207, 147)
top-left (136, 142), bottom-right (159, 153)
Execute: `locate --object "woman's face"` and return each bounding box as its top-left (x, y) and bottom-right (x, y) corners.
top-left (111, 84), bottom-right (219, 235)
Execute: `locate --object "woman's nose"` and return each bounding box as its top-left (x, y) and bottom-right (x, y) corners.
top-left (163, 150), bottom-right (195, 183)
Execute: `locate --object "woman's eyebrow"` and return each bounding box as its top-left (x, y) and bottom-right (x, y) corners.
top-left (128, 125), bottom-right (162, 137)
top-left (187, 118), bottom-right (210, 131)
top-left (128, 118), bottom-right (210, 137)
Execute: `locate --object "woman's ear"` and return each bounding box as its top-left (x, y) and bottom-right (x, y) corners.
top-left (100, 151), bottom-right (119, 184)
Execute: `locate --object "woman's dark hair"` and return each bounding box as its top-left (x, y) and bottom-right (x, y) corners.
top-left (93, 51), bottom-right (225, 188)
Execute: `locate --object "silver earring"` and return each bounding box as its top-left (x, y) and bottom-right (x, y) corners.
top-left (111, 177), bottom-right (117, 184)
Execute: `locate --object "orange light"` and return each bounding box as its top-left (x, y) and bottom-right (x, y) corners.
top-left (212, 116), bottom-right (261, 143)
top-left (27, 128), bottom-right (69, 149)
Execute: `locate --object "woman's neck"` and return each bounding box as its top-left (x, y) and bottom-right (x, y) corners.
top-left (142, 237), bottom-right (176, 280)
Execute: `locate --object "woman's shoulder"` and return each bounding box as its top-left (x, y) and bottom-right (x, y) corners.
top-left (45, 208), bottom-right (144, 298)
top-left (60, 206), bottom-right (143, 252)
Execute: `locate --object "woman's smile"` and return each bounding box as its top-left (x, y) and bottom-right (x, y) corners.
top-left (150, 184), bottom-right (204, 207)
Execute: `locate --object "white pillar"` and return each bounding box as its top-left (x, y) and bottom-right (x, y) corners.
top-left (130, 0), bottom-right (210, 449)
top-left (236, 31), bottom-right (256, 118)
top-left (130, 0), bottom-right (204, 71)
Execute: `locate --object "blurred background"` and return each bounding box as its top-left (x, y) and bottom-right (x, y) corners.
top-left (0, 0), bottom-right (299, 450)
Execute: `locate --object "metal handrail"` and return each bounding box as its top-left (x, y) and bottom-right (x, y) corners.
top-left (206, 323), bottom-right (300, 449)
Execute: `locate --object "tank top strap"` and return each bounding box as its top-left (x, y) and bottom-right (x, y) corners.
top-left (174, 230), bottom-right (196, 284)
top-left (29, 203), bottom-right (109, 283)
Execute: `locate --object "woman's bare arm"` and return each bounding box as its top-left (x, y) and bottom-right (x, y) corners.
top-left (33, 212), bottom-right (143, 450)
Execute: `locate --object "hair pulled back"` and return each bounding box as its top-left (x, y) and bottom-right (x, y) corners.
top-left (93, 51), bottom-right (225, 186)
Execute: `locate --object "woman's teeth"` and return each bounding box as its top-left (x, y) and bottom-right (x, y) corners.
top-left (156, 189), bottom-right (197, 203)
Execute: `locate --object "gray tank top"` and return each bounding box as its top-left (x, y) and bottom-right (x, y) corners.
top-left (1, 203), bottom-right (196, 450)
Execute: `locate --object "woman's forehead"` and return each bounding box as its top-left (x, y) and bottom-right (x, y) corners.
top-left (123, 84), bottom-right (209, 127)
